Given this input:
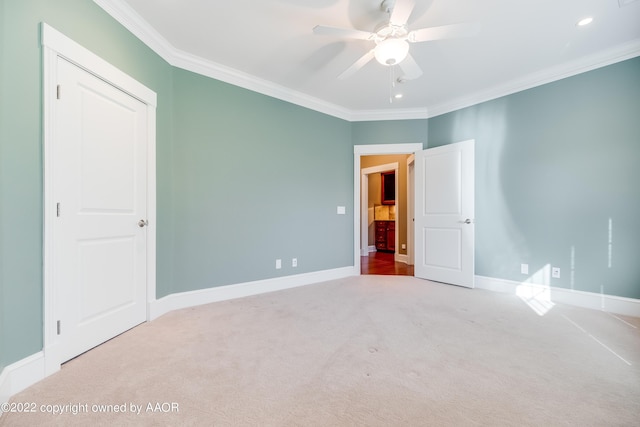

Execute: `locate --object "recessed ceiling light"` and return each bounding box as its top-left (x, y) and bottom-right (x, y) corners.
top-left (394, 93), bottom-right (403, 99)
top-left (577, 17), bottom-right (593, 26)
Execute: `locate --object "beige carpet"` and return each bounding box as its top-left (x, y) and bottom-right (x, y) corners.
top-left (2, 275), bottom-right (639, 426)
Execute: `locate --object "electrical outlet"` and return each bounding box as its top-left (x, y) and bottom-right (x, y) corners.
top-left (292, 258), bottom-right (297, 267)
top-left (275, 259), bottom-right (281, 269)
top-left (521, 263), bottom-right (529, 275)
top-left (401, 243), bottom-right (406, 250)
top-left (552, 267), bottom-right (560, 278)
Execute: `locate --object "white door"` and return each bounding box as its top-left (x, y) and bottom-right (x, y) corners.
top-left (414, 140), bottom-right (475, 288)
top-left (54, 57), bottom-right (148, 362)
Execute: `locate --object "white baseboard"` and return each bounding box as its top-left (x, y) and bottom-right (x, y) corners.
top-left (360, 246), bottom-right (376, 256)
top-left (0, 352), bottom-right (45, 408)
top-left (395, 254), bottom-right (408, 264)
top-left (149, 266), bottom-right (356, 320)
top-left (475, 275), bottom-right (640, 317)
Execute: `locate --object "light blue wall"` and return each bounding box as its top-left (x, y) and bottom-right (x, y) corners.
top-left (428, 57), bottom-right (640, 299)
top-left (170, 69), bottom-right (352, 293)
top-left (0, 0), bottom-right (6, 374)
top-left (352, 119), bottom-right (427, 147)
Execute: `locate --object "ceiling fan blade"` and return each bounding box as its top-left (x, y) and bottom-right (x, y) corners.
top-left (398, 54), bottom-right (422, 80)
top-left (389, 0), bottom-right (415, 26)
top-left (313, 25), bottom-right (375, 41)
top-left (338, 50), bottom-right (375, 80)
top-left (408, 23), bottom-right (479, 43)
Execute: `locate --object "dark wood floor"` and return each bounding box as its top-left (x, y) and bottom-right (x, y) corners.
top-left (360, 251), bottom-right (414, 276)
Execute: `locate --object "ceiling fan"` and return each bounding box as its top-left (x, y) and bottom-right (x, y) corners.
top-left (313, 0), bottom-right (477, 81)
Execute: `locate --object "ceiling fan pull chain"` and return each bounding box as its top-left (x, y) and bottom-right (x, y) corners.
top-left (389, 65), bottom-right (399, 103)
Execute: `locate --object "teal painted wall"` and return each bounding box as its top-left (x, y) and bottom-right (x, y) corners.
top-left (0, 0), bottom-right (6, 374)
top-left (352, 119), bottom-right (427, 147)
top-left (170, 69), bottom-right (353, 292)
top-left (428, 57), bottom-right (640, 299)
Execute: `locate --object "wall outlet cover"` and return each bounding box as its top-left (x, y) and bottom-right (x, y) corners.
top-left (552, 267), bottom-right (560, 278)
top-left (521, 263), bottom-right (529, 275)
top-left (275, 259), bottom-right (282, 269)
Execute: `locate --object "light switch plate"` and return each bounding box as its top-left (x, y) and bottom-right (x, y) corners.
top-left (337, 206), bottom-right (346, 215)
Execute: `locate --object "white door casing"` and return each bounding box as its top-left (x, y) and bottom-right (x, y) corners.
top-left (353, 144), bottom-right (423, 275)
top-left (42, 23), bottom-right (157, 372)
top-left (407, 154), bottom-right (415, 266)
top-left (414, 140), bottom-right (475, 288)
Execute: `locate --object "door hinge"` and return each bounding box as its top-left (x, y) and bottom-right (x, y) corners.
top-left (56, 202), bottom-right (60, 217)
top-left (57, 320), bottom-right (61, 335)
top-left (56, 85), bottom-right (61, 100)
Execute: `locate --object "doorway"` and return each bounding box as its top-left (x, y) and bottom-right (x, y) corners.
top-left (354, 143), bottom-right (423, 276)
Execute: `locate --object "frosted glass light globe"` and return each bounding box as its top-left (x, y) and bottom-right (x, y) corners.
top-left (374, 38), bottom-right (409, 66)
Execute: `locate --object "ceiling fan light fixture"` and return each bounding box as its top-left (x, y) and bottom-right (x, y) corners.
top-left (374, 38), bottom-right (409, 65)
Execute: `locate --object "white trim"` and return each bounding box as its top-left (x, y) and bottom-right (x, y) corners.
top-left (0, 353), bottom-right (45, 407)
top-left (406, 154), bottom-right (415, 266)
top-left (149, 266), bottom-right (356, 320)
top-left (395, 254), bottom-right (409, 264)
top-left (350, 108), bottom-right (430, 121)
top-left (354, 143), bottom-right (423, 275)
top-left (93, 0), bottom-right (640, 122)
top-left (41, 23), bottom-right (157, 374)
top-left (475, 275), bottom-right (640, 318)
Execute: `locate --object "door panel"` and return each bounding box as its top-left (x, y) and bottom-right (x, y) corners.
top-left (423, 227), bottom-right (461, 269)
top-left (79, 87), bottom-right (136, 212)
top-left (55, 57), bottom-right (147, 362)
top-left (414, 140), bottom-right (474, 288)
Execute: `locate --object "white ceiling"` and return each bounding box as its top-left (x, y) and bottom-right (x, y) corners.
top-left (95, 0), bottom-right (640, 121)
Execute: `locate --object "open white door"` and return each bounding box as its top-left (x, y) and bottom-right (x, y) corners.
top-left (414, 140), bottom-right (475, 288)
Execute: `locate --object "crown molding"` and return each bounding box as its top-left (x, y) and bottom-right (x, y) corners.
top-left (93, 0), bottom-right (353, 120)
top-left (425, 39), bottom-right (640, 118)
top-left (348, 107), bottom-right (430, 122)
top-left (94, 0), bottom-right (640, 122)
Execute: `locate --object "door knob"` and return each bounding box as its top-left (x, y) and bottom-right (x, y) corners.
top-left (464, 218), bottom-right (472, 224)
top-left (138, 219), bottom-right (148, 228)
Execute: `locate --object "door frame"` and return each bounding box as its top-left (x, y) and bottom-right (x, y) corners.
top-left (407, 154), bottom-right (415, 266)
top-left (353, 143), bottom-right (423, 274)
top-left (41, 23), bottom-right (157, 375)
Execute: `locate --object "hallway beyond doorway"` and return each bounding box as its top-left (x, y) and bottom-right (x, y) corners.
top-left (360, 252), bottom-right (414, 276)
